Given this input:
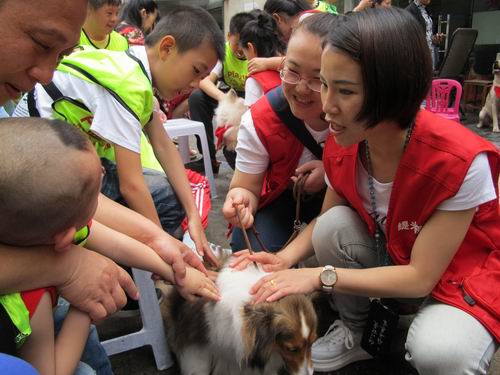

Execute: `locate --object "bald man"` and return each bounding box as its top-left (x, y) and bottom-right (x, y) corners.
top-left (0, 0), bottom-right (139, 324)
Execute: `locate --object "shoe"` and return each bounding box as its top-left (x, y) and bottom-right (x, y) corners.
top-left (207, 242), bottom-right (233, 260)
top-left (312, 319), bottom-right (372, 372)
top-left (189, 149), bottom-right (199, 161)
top-left (185, 157), bottom-right (220, 175)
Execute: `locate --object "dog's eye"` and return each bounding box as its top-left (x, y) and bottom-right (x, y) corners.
top-left (286, 346), bottom-right (298, 352)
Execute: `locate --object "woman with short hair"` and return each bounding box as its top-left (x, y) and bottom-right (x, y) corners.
top-left (233, 8), bottom-right (500, 374)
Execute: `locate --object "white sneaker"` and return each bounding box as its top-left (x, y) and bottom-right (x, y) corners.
top-left (207, 242), bottom-right (232, 259)
top-left (312, 320), bottom-right (372, 372)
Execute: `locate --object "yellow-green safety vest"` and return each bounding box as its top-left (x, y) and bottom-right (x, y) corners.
top-left (48, 49), bottom-right (162, 170)
top-left (314, 1), bottom-right (338, 14)
top-left (0, 294), bottom-right (31, 348)
top-left (79, 29), bottom-right (129, 51)
top-left (77, 31), bottom-right (159, 170)
top-left (0, 224), bottom-right (92, 349)
top-left (222, 42), bottom-right (248, 92)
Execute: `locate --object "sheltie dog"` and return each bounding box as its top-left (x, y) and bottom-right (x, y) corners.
top-left (162, 259), bottom-right (317, 375)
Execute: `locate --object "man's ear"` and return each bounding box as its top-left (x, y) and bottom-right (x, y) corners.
top-left (52, 227), bottom-right (77, 253)
top-left (159, 35), bottom-right (176, 60)
top-left (272, 13), bottom-right (282, 24)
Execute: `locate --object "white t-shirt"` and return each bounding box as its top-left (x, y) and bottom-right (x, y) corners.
top-left (244, 77), bottom-right (264, 107)
top-left (235, 109), bottom-right (329, 174)
top-left (211, 60), bottom-right (223, 79)
top-left (325, 152), bottom-right (497, 235)
top-left (13, 46), bottom-right (151, 155)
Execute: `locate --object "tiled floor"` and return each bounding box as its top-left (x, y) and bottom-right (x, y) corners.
top-left (102, 112), bottom-right (500, 375)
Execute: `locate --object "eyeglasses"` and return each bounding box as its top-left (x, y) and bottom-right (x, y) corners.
top-left (279, 68), bottom-right (322, 93)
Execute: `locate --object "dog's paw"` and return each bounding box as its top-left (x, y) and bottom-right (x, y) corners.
top-left (493, 127), bottom-right (500, 133)
top-left (477, 122), bottom-right (484, 128)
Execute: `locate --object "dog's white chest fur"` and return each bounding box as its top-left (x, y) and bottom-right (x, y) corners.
top-left (205, 265), bottom-right (269, 362)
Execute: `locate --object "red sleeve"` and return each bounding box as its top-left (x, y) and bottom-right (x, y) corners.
top-left (21, 287), bottom-right (58, 319)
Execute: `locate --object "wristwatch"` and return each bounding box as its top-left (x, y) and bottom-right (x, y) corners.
top-left (319, 265), bottom-right (337, 292)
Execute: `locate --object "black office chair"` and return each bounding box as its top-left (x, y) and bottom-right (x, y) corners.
top-left (437, 28), bottom-right (478, 80)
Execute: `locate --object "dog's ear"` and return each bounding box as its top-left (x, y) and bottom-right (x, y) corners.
top-left (242, 303), bottom-right (286, 369)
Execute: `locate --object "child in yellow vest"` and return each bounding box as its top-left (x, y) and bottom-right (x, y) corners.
top-left (80, 0), bottom-right (129, 51)
top-left (0, 117), bottom-right (219, 375)
top-left (14, 5), bottom-right (224, 264)
top-left (187, 12), bottom-right (255, 174)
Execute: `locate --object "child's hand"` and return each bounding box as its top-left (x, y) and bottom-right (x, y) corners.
top-left (147, 233), bottom-right (208, 286)
top-left (188, 217), bottom-right (219, 267)
top-left (248, 57), bottom-right (269, 75)
top-left (207, 270), bottom-right (219, 282)
top-left (178, 267), bottom-right (220, 302)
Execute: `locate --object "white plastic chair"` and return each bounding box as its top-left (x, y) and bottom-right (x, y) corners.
top-left (100, 269), bottom-right (173, 370)
top-left (163, 119), bottom-right (217, 198)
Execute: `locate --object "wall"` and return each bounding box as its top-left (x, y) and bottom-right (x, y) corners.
top-left (223, 0), bottom-right (265, 34)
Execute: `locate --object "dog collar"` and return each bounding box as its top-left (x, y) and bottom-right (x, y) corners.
top-left (495, 86), bottom-right (500, 99)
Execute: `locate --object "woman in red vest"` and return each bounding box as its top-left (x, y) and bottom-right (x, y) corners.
top-left (232, 8), bottom-right (500, 374)
top-left (222, 13), bottom-right (337, 252)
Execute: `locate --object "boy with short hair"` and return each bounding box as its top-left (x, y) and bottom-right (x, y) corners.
top-left (14, 5), bottom-right (225, 263)
top-left (0, 117), bottom-right (219, 374)
top-left (80, 0), bottom-right (129, 51)
top-left (187, 11), bottom-right (255, 174)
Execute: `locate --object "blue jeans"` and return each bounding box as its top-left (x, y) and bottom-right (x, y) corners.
top-left (231, 189), bottom-right (323, 253)
top-left (100, 158), bottom-right (185, 235)
top-left (54, 298), bottom-right (112, 375)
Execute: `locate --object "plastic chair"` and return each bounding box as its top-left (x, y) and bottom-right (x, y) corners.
top-left (164, 119), bottom-right (217, 199)
top-left (425, 79), bottom-right (463, 122)
top-left (101, 269), bottom-right (173, 371)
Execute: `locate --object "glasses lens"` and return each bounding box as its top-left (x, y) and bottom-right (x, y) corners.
top-left (281, 69), bottom-right (300, 84)
top-left (308, 79), bottom-right (322, 93)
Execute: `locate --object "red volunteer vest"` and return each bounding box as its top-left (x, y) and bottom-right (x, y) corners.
top-left (251, 95), bottom-right (304, 208)
top-left (324, 109), bottom-right (500, 340)
top-left (248, 70), bottom-right (282, 95)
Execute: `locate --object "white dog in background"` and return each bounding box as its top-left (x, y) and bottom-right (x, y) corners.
top-left (162, 258), bottom-right (317, 375)
top-left (477, 55), bottom-right (500, 133)
top-left (214, 89), bottom-right (247, 151)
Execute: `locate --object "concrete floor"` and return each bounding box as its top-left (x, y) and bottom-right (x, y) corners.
top-left (101, 113), bottom-right (500, 375)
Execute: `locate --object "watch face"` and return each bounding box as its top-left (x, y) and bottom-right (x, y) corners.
top-left (321, 269), bottom-right (337, 286)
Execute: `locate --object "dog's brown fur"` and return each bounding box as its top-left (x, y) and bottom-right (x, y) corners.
top-left (161, 258), bottom-right (317, 375)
